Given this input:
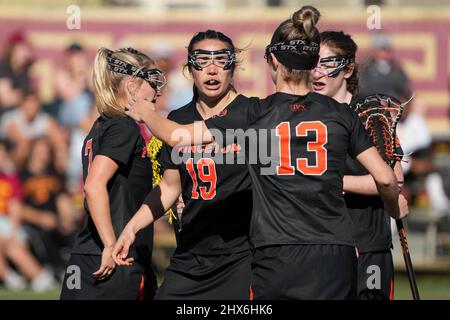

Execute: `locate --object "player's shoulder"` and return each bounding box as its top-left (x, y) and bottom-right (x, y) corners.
top-left (258, 92), bottom-right (277, 105)
top-left (311, 92), bottom-right (358, 119)
top-left (167, 100), bottom-right (196, 122)
top-left (232, 94), bottom-right (259, 105)
top-left (349, 94), bottom-right (363, 108)
top-left (225, 94), bottom-right (261, 113)
top-left (106, 115), bottom-right (139, 128)
top-left (96, 115), bottom-right (140, 136)
top-left (258, 92), bottom-right (294, 109)
top-left (306, 92), bottom-right (347, 110)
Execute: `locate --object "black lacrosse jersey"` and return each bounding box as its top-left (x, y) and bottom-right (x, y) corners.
top-left (159, 95), bottom-right (254, 255)
top-left (343, 95), bottom-right (400, 253)
top-left (71, 115), bottom-right (153, 257)
top-left (206, 92), bottom-right (374, 248)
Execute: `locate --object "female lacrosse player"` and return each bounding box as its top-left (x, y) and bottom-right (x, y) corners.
top-left (312, 31), bottom-right (408, 300)
top-left (60, 47), bottom-right (165, 299)
top-left (119, 6), bottom-right (404, 299)
top-left (113, 30), bottom-right (255, 300)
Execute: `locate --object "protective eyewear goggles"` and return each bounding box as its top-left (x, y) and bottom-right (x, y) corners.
top-left (188, 49), bottom-right (236, 71)
top-left (107, 53), bottom-right (167, 92)
top-left (315, 55), bottom-right (353, 78)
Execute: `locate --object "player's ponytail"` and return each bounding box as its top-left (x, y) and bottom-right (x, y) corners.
top-left (93, 47), bottom-right (120, 118)
top-left (292, 6), bottom-right (320, 41)
top-left (93, 47), bottom-right (155, 118)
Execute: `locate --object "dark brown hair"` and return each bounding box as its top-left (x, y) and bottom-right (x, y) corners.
top-left (320, 31), bottom-right (359, 95)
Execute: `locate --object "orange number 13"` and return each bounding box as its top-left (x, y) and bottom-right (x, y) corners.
top-left (276, 121), bottom-right (328, 176)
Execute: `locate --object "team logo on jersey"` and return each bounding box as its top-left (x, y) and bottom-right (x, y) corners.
top-left (290, 103), bottom-right (306, 112)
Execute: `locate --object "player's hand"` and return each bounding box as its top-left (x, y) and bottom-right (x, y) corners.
top-left (398, 193), bottom-right (409, 219)
top-left (125, 96), bottom-right (156, 123)
top-left (92, 245), bottom-right (116, 280)
top-left (177, 195), bottom-right (185, 215)
top-left (112, 226), bottom-right (136, 266)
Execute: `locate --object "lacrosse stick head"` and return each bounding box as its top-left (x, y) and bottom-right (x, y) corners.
top-left (351, 93), bottom-right (413, 167)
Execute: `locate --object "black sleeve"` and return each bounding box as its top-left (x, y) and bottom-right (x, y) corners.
top-left (346, 106), bottom-right (374, 158)
top-left (159, 142), bottom-right (178, 170)
top-left (204, 97), bottom-right (263, 131)
top-left (97, 119), bottom-right (140, 166)
top-left (159, 112), bottom-right (179, 170)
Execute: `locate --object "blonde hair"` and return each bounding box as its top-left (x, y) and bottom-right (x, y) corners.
top-left (92, 47), bottom-right (155, 118)
top-left (270, 6), bottom-right (321, 83)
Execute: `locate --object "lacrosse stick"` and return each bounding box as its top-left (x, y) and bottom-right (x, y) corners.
top-left (352, 93), bottom-right (420, 300)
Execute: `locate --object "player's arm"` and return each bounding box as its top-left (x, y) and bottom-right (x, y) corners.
top-left (112, 168), bottom-right (182, 265)
top-left (84, 155), bottom-right (118, 249)
top-left (83, 155), bottom-right (118, 279)
top-left (125, 98), bottom-right (213, 147)
top-left (355, 147), bottom-right (403, 219)
top-left (343, 162), bottom-right (404, 195)
top-left (344, 161), bottom-right (409, 217)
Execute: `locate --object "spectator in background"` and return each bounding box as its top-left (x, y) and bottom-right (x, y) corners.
top-left (54, 43), bottom-right (93, 124)
top-left (0, 139), bottom-right (56, 292)
top-left (359, 32), bottom-right (411, 100)
top-left (397, 95), bottom-right (449, 215)
top-left (0, 31), bottom-right (34, 118)
top-left (53, 43), bottom-right (94, 190)
top-left (20, 137), bottom-right (79, 277)
top-left (0, 90), bottom-right (67, 172)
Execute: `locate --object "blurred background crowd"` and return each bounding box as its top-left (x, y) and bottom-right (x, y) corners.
top-left (0, 0), bottom-right (449, 297)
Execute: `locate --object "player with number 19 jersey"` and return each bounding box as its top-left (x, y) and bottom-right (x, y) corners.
top-left (160, 96), bottom-right (254, 255)
top-left (156, 95), bottom-right (255, 299)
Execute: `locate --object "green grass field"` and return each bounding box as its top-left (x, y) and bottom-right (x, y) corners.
top-left (394, 273), bottom-right (450, 300)
top-left (0, 273), bottom-right (449, 300)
